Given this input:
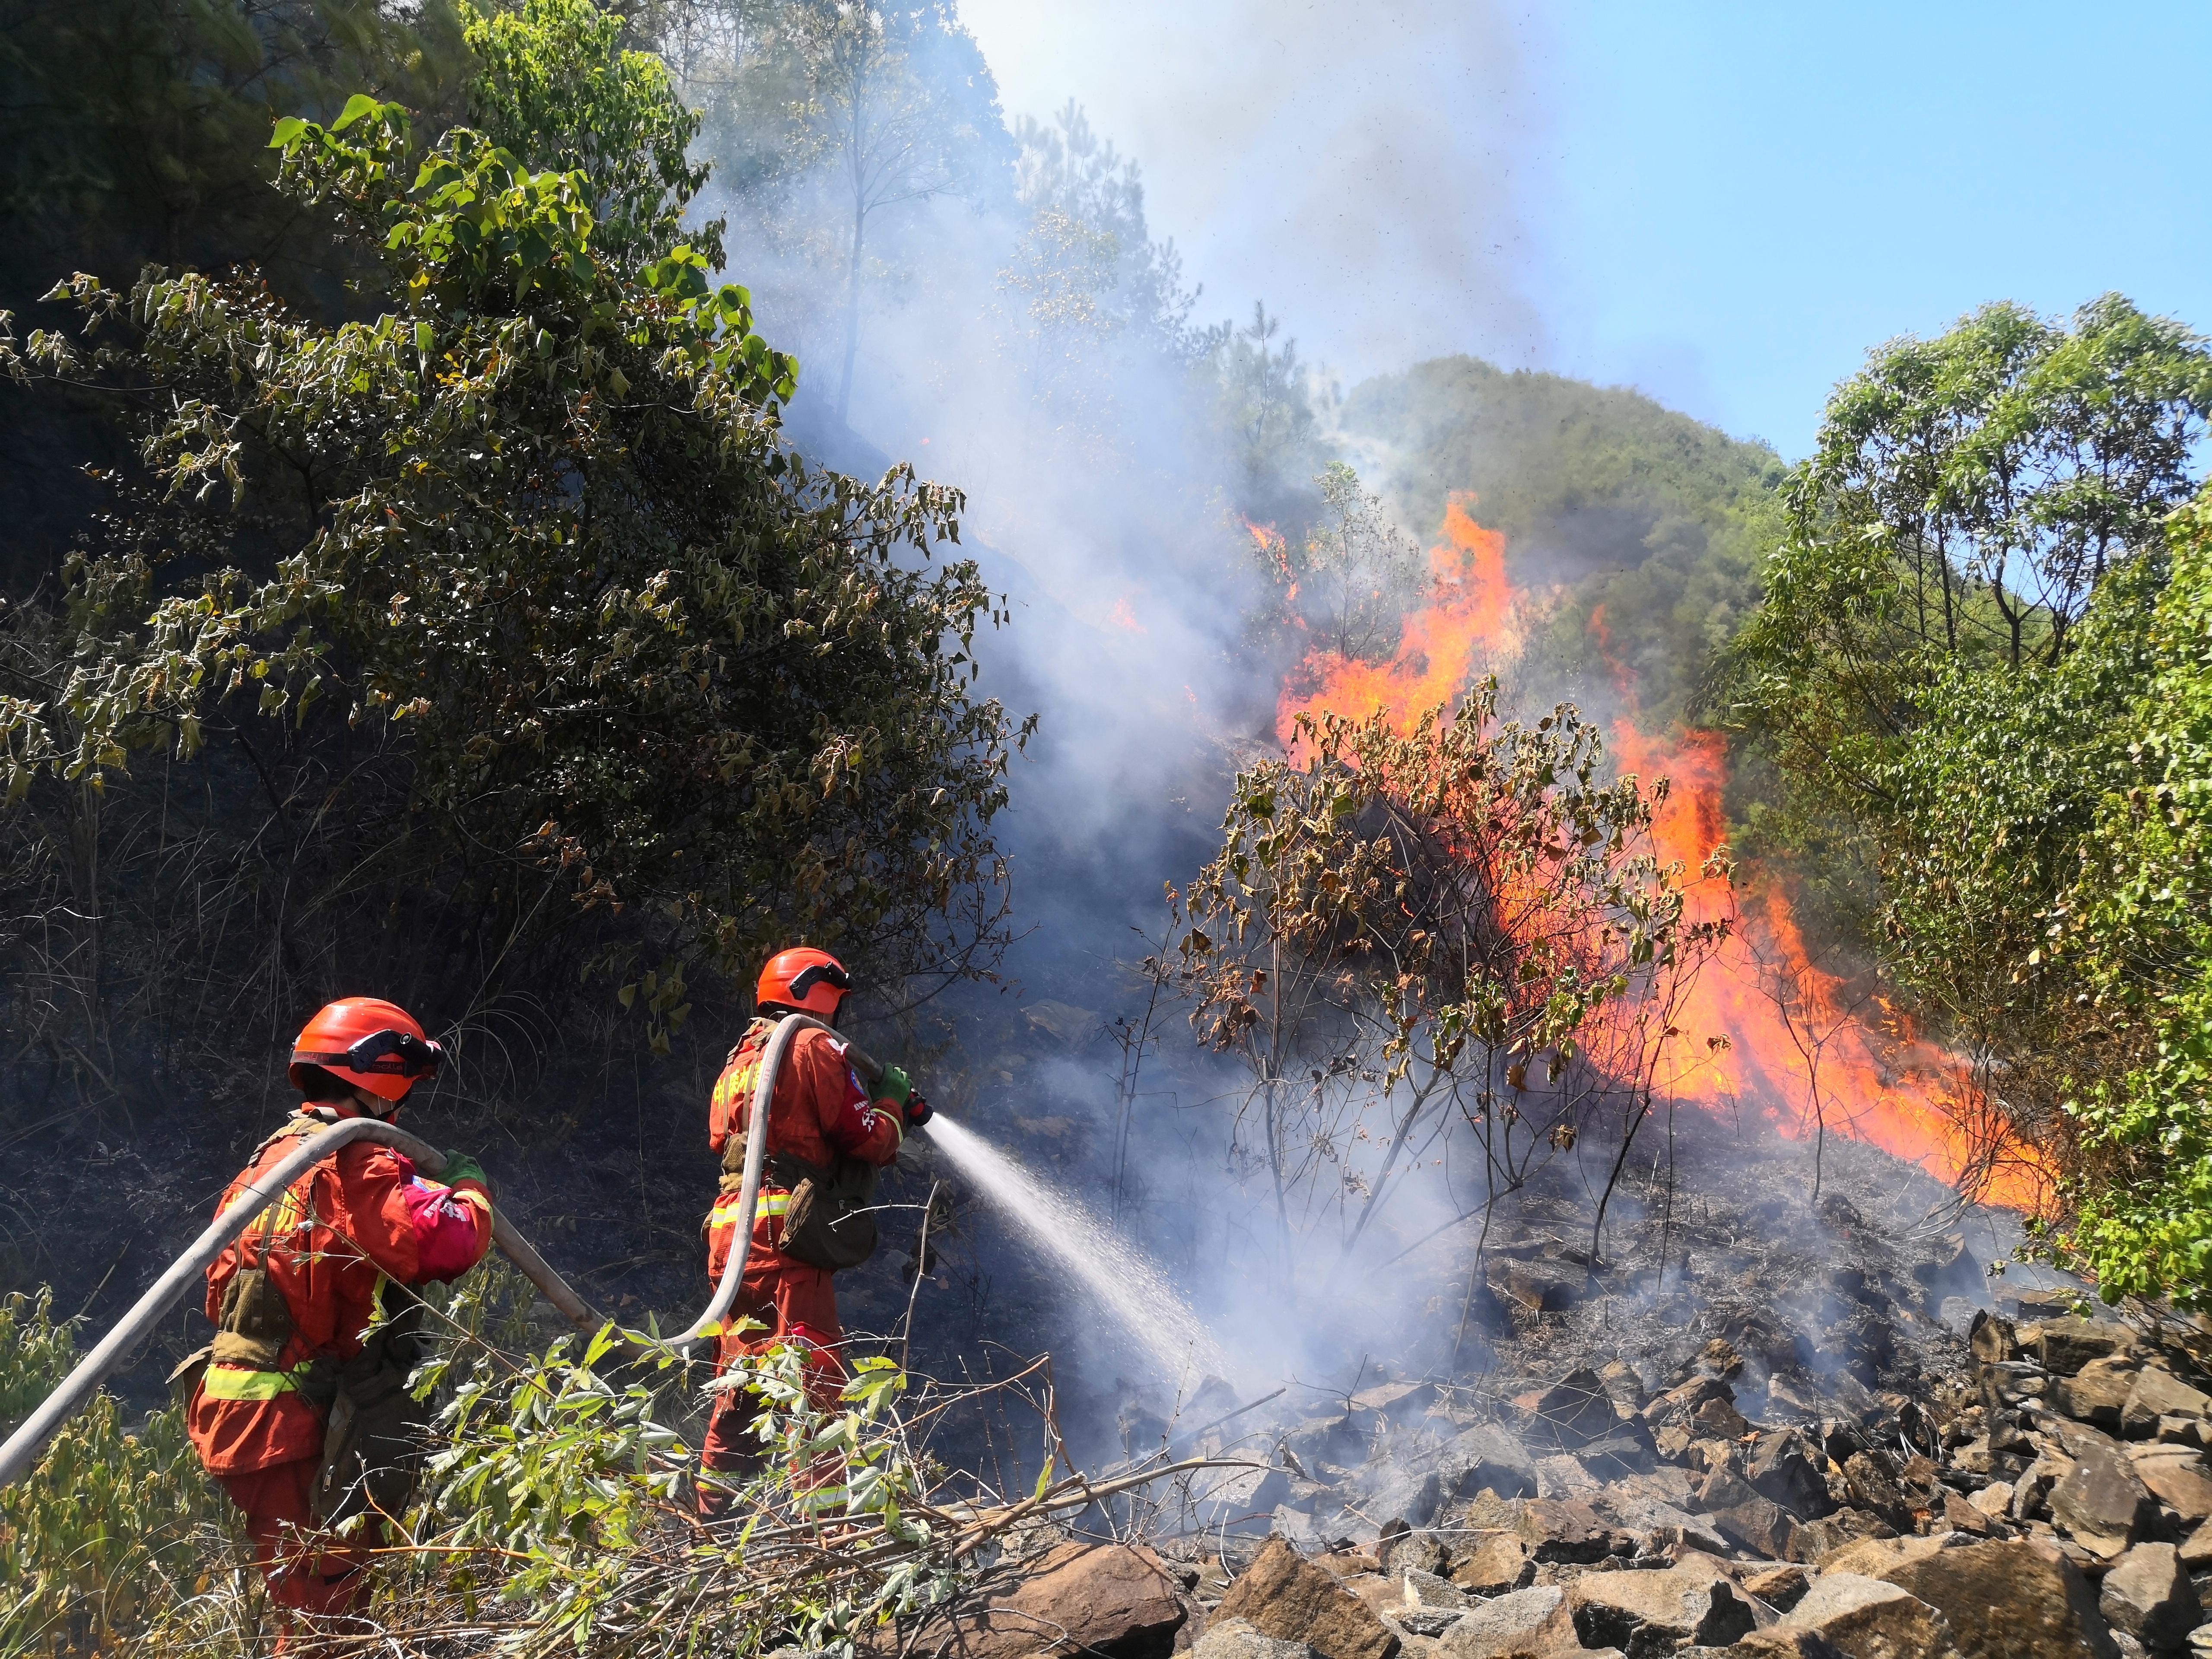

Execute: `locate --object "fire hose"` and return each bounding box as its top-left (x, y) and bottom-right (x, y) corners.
top-left (0, 1012), bottom-right (880, 1491)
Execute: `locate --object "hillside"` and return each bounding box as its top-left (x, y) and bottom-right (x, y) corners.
top-left (1338, 356), bottom-right (1787, 729)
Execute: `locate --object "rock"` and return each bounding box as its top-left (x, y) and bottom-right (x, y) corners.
top-left (1601, 1360), bottom-right (1650, 1415)
top-left (1775, 1573), bottom-right (1962, 1659)
top-left (2123, 1370), bottom-right (2212, 1440)
top-left (1791, 1511), bottom-right (1898, 1565)
top-left (2128, 1445), bottom-right (2212, 1524)
top-left (1877, 1538), bottom-right (2121, 1659)
top-left (1699, 1395), bottom-right (1758, 1440)
top-left (941, 1541), bottom-right (1190, 1659)
top-left (1216, 1539), bottom-right (1402, 1659)
top-left (1400, 1570), bottom-right (1466, 1612)
top-left (1710, 1496), bottom-right (1802, 1561)
top-left (1842, 1451), bottom-right (1915, 1531)
top-left (2178, 1518), bottom-right (2212, 1569)
top-left (1740, 1565), bottom-right (1812, 1614)
top-left (1449, 1535), bottom-right (1532, 1597)
top-left (2050, 1442), bottom-right (2157, 1553)
top-left (2100, 1543), bottom-right (2201, 1649)
top-left (1940, 1491), bottom-right (1993, 1538)
top-left (2026, 1319), bottom-right (2137, 1378)
top-left (1971, 1310), bottom-right (2020, 1365)
top-left (1195, 1619), bottom-right (1325, 1659)
top-left (1377, 1531), bottom-right (1450, 1578)
top-left (1436, 1426), bottom-right (1540, 1503)
top-left (1286, 1417), bottom-right (1370, 1471)
top-left (1350, 1381), bottom-right (1440, 1427)
top-left (1751, 1431), bottom-right (1836, 1519)
top-left (1362, 1467), bottom-right (1445, 1532)
top-left (1519, 1368), bottom-right (1622, 1450)
top-left (1720, 1633), bottom-right (1853, 1659)
top-left (1970, 1484), bottom-right (2016, 1521)
top-left (1533, 1453), bottom-right (1600, 1498)
top-left (1566, 1567), bottom-right (1765, 1655)
top-left (2057, 1358), bottom-right (2143, 1433)
top-left (1486, 1258), bottom-right (1585, 1316)
top-left (1514, 1497), bottom-right (1625, 1564)
top-left (1431, 1586), bottom-right (1576, 1659)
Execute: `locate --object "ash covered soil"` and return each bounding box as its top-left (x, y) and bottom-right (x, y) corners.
top-left (918, 1115), bottom-right (2212, 1659)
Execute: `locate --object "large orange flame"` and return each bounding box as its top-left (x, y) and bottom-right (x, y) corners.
top-left (1276, 497), bottom-right (1515, 750)
top-left (1276, 500), bottom-right (2052, 1211)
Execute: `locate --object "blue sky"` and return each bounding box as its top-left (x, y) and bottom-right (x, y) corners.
top-left (959, 3), bottom-right (2212, 458)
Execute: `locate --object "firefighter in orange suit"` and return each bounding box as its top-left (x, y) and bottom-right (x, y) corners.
top-left (697, 947), bottom-right (928, 1509)
top-left (184, 998), bottom-right (493, 1637)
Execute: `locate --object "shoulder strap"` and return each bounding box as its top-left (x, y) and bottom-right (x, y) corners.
top-left (249, 1109), bottom-right (336, 1162)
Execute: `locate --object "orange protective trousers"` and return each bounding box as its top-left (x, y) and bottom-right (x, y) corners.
top-left (216, 1459), bottom-right (374, 1624)
top-left (696, 1253), bottom-right (846, 1515)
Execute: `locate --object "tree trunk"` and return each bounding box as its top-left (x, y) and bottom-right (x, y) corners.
top-left (837, 197), bottom-right (865, 424)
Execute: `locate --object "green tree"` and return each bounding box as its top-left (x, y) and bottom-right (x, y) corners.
top-left (1170, 684), bottom-right (1720, 1273)
top-left (461, 0), bottom-right (723, 270)
top-left (695, 0), bottom-right (1010, 424)
top-left (1727, 296), bottom-right (2212, 1292)
top-left (2056, 491), bottom-right (2212, 1305)
top-left (1246, 461), bottom-right (1425, 664)
top-left (0, 91), bottom-right (1022, 1104)
top-left (1214, 301), bottom-right (1324, 518)
top-left (0, 0), bottom-right (468, 586)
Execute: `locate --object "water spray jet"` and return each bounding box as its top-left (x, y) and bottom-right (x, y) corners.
top-left (920, 1116), bottom-right (1229, 1393)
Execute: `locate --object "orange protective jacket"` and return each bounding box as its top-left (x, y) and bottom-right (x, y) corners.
top-left (702, 1019), bottom-right (903, 1284)
top-left (186, 1106), bottom-right (492, 1476)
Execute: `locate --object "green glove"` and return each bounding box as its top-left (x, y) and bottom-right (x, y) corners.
top-left (876, 1063), bottom-right (912, 1107)
top-left (441, 1150), bottom-right (491, 1193)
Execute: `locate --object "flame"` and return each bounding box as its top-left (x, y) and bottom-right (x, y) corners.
top-left (1276, 496), bottom-right (1515, 751)
top-left (1272, 499), bottom-right (2052, 1210)
top-left (1109, 596), bottom-right (1147, 634)
top-left (1612, 720), bottom-right (2053, 1210)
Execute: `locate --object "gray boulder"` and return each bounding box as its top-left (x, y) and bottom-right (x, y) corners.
top-left (1195, 1619), bottom-right (1325, 1659)
top-left (1434, 1424), bottom-right (1539, 1502)
top-left (1775, 1573), bottom-right (1961, 1659)
top-left (1566, 1566), bottom-right (1766, 1656)
top-left (2100, 1543), bottom-right (2201, 1650)
top-left (1433, 1586), bottom-right (1575, 1659)
top-left (2050, 1440), bottom-right (2157, 1552)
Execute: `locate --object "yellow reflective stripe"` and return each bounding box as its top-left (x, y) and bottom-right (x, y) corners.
top-left (879, 1108), bottom-right (904, 1147)
top-left (201, 1363), bottom-right (312, 1402)
top-left (757, 1194), bottom-right (790, 1217)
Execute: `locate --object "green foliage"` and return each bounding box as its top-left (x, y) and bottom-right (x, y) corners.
top-left (0, 84), bottom-right (1021, 1084)
top-left (2056, 493), bottom-right (2212, 1306)
top-left (0, 0), bottom-right (466, 305)
top-left (1726, 294), bottom-right (2212, 1300)
top-left (1246, 462), bottom-right (1426, 664)
top-left (1173, 683), bottom-right (1722, 1255)
top-left (461, 0), bottom-right (722, 270)
top-left (1338, 355), bottom-right (1786, 730)
top-left (1213, 302), bottom-right (1325, 517)
top-left (0, 1290), bottom-right (225, 1655)
top-left (694, 0), bottom-right (1014, 420)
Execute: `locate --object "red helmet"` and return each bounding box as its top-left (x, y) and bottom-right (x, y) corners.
top-left (756, 947), bottom-right (850, 1018)
top-left (289, 997), bottom-right (443, 1104)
